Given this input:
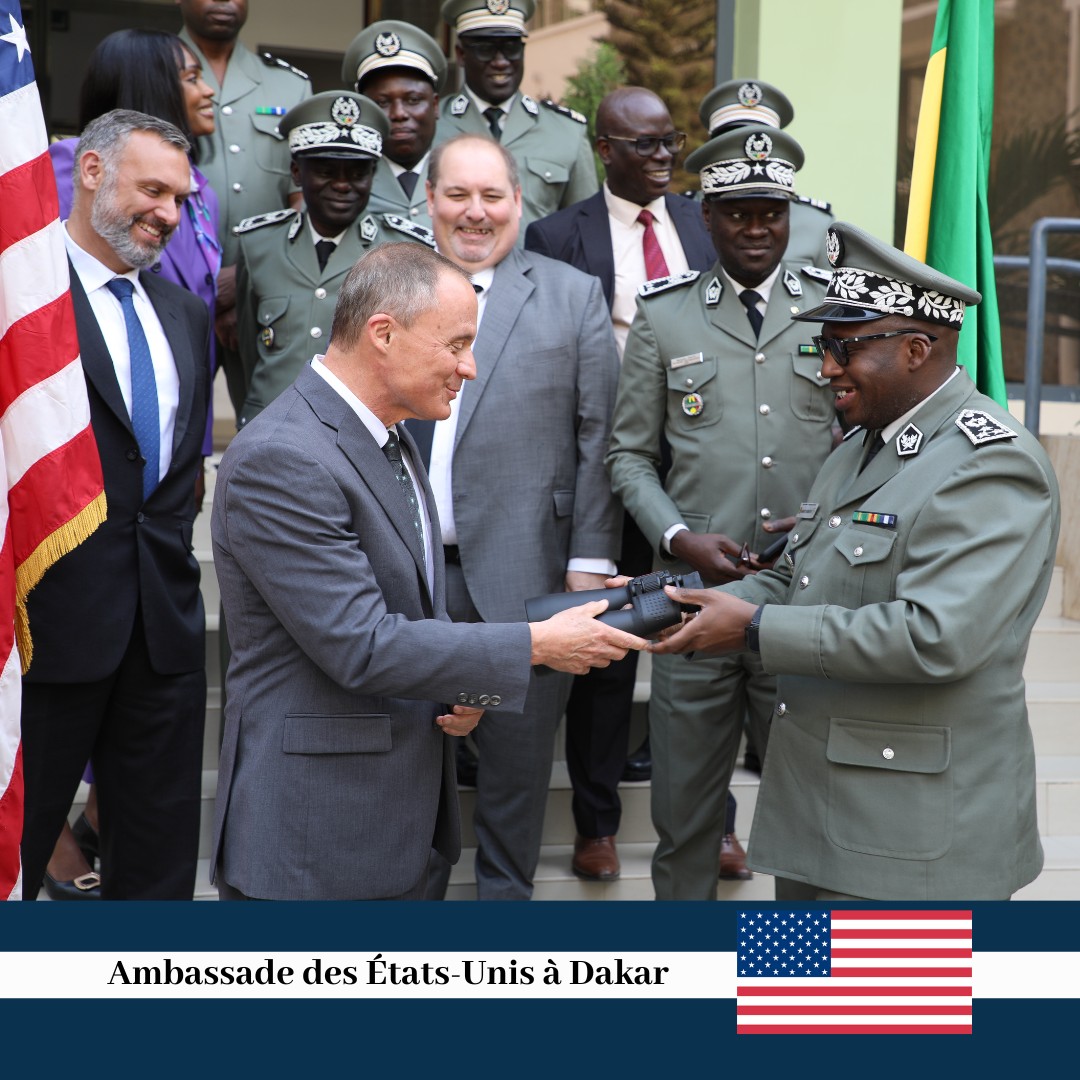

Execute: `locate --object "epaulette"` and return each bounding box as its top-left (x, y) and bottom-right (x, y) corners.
top-left (234, 208), bottom-right (298, 234)
top-left (955, 409), bottom-right (1019, 446)
top-left (384, 214), bottom-right (436, 248)
top-left (800, 265), bottom-right (832, 283)
top-left (540, 98), bottom-right (587, 124)
top-left (842, 425), bottom-right (864, 442)
top-left (638, 271), bottom-right (699, 298)
top-left (795, 194), bottom-right (833, 214)
top-left (261, 52), bottom-right (309, 80)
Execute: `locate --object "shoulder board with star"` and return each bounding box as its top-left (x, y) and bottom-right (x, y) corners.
top-left (540, 98), bottom-right (587, 124)
top-left (795, 194), bottom-right (833, 214)
top-left (638, 271), bottom-right (700, 298)
top-left (260, 52), bottom-right (309, 80)
top-left (800, 265), bottom-right (832, 283)
top-left (842, 425), bottom-right (864, 442)
top-left (234, 208), bottom-right (299, 234)
top-left (383, 214), bottom-right (436, 248)
top-left (955, 409), bottom-right (1019, 447)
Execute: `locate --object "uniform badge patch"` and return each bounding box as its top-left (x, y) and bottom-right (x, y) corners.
top-left (639, 270), bottom-right (699, 297)
top-left (259, 326), bottom-right (275, 348)
top-left (539, 98), bottom-right (586, 123)
top-left (801, 265), bottom-right (832, 284)
top-left (745, 132), bottom-right (772, 160)
top-left (522, 95), bottom-right (539, 116)
top-left (487, 0), bottom-right (510, 13)
top-left (738, 82), bottom-right (763, 108)
top-left (235, 208), bottom-right (297, 233)
top-left (375, 32), bottom-right (401, 56)
top-left (287, 214), bottom-right (303, 241)
top-left (852, 511), bottom-right (898, 528)
top-left (797, 502), bottom-right (819, 518)
top-left (360, 214), bottom-right (378, 243)
top-left (681, 393), bottom-right (704, 416)
top-left (955, 409), bottom-right (1019, 446)
top-left (332, 97), bottom-right (360, 126)
top-left (384, 214), bottom-right (436, 248)
top-left (895, 422), bottom-right (923, 456)
top-left (783, 269), bottom-right (802, 297)
top-left (670, 352), bottom-right (703, 370)
top-left (705, 275), bottom-right (722, 306)
top-left (450, 94), bottom-right (469, 117)
top-left (826, 229), bottom-right (842, 266)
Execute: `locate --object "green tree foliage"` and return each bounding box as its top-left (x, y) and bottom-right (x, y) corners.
top-left (563, 41), bottom-right (628, 183)
top-left (604, 0), bottom-right (716, 191)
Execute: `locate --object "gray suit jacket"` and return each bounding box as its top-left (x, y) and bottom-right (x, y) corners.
top-left (439, 246), bottom-right (622, 623)
top-left (211, 365), bottom-right (534, 899)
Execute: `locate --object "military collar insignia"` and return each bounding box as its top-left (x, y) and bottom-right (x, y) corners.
top-left (705, 275), bottom-right (722, 306)
top-left (639, 270), bottom-right (700, 297)
top-left (796, 194), bottom-right (832, 213)
top-left (360, 214), bottom-right (379, 243)
top-left (261, 52), bottom-right (309, 79)
top-left (738, 82), bottom-right (763, 107)
top-left (234, 208), bottom-right (297, 234)
top-left (450, 94), bottom-right (469, 117)
top-left (384, 214), bottom-right (437, 248)
top-left (955, 409), bottom-right (1019, 446)
top-left (800, 265), bottom-right (832, 284)
top-left (842, 424), bottom-right (864, 441)
top-left (287, 213), bottom-right (303, 241)
top-left (522, 94), bottom-right (539, 116)
top-left (895, 422), bottom-right (923, 456)
top-left (783, 269), bottom-right (802, 297)
top-left (375, 32), bottom-right (402, 57)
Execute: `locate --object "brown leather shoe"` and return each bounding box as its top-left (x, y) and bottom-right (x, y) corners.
top-left (572, 835), bottom-right (621, 881)
top-left (719, 833), bottom-right (753, 880)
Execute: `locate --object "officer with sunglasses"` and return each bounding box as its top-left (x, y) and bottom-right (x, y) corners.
top-left (652, 222), bottom-right (1060, 901)
top-left (438, 0), bottom-right (598, 233)
top-left (606, 124), bottom-right (837, 900)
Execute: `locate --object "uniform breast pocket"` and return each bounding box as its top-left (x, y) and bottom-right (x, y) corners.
top-left (249, 112), bottom-right (290, 175)
top-left (524, 157), bottom-right (569, 190)
top-left (830, 525), bottom-right (896, 606)
top-left (788, 352), bottom-right (833, 421)
top-left (825, 717), bottom-right (952, 859)
top-left (256, 296), bottom-right (290, 355)
top-left (666, 357), bottom-right (720, 428)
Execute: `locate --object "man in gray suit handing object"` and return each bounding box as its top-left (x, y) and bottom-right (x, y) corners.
top-left (211, 243), bottom-right (642, 901)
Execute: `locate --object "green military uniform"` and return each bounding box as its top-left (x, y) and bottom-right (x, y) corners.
top-left (438, 0), bottom-right (598, 233)
top-left (698, 79), bottom-right (834, 267)
top-left (342, 21), bottom-right (448, 231)
top-left (606, 125), bottom-right (836, 899)
top-left (719, 222), bottom-right (1060, 899)
top-left (179, 32), bottom-right (312, 264)
top-left (235, 208), bottom-right (434, 426)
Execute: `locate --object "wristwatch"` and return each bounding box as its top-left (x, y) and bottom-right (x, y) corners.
top-left (744, 605), bottom-right (764, 652)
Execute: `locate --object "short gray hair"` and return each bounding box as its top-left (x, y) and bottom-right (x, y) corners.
top-left (428, 132), bottom-right (520, 192)
top-left (73, 108), bottom-right (190, 187)
top-left (330, 243), bottom-right (472, 348)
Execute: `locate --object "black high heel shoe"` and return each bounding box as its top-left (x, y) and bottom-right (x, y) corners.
top-left (71, 812), bottom-right (99, 868)
top-left (42, 870), bottom-right (101, 900)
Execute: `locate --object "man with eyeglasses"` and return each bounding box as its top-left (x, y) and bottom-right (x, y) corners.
top-left (524, 87), bottom-right (716, 883)
top-left (437, 0), bottom-right (598, 233)
top-left (652, 222), bottom-right (1060, 901)
top-left (606, 124), bottom-right (837, 900)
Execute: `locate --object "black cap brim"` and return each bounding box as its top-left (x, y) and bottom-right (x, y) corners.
top-left (293, 148), bottom-right (379, 161)
top-left (459, 28), bottom-right (525, 38)
top-left (790, 301), bottom-right (888, 323)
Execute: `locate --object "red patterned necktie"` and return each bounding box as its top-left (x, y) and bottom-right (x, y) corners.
top-left (637, 208), bottom-right (670, 280)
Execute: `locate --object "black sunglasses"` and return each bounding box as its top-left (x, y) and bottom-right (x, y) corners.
top-left (459, 39), bottom-right (525, 62)
top-left (812, 329), bottom-right (938, 367)
top-left (601, 131), bottom-right (687, 157)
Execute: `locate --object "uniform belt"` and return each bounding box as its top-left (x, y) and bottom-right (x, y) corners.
top-left (443, 545), bottom-right (461, 565)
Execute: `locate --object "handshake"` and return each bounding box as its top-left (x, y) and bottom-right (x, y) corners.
top-left (524, 572), bottom-right (704, 675)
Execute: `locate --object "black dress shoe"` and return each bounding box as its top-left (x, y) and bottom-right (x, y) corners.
top-left (42, 871), bottom-right (101, 900)
top-left (71, 812), bottom-right (99, 867)
top-left (621, 736), bottom-right (651, 782)
top-left (455, 739), bottom-right (478, 788)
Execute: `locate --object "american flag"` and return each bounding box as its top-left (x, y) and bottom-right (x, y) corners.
top-left (736, 909), bottom-right (973, 1034)
top-left (0, 0), bottom-right (105, 900)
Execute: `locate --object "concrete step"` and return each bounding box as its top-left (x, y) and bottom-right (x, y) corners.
top-left (1024, 616), bottom-right (1080, 681)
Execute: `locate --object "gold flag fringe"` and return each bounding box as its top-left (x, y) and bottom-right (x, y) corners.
top-left (14, 491), bottom-right (108, 674)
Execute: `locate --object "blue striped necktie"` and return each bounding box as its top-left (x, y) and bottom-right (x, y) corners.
top-left (106, 277), bottom-right (159, 501)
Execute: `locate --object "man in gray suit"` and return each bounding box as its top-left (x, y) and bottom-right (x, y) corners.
top-left (414, 134), bottom-right (624, 900)
top-left (211, 243), bottom-right (641, 901)
top-left (653, 223), bottom-right (1060, 900)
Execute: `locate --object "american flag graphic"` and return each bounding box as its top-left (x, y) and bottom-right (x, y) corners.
top-left (0, 0), bottom-right (105, 899)
top-left (736, 909), bottom-right (973, 1034)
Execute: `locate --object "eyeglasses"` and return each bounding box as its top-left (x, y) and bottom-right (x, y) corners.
top-left (812, 329), bottom-right (937, 367)
top-left (600, 131), bottom-right (687, 157)
top-left (459, 39), bottom-right (525, 62)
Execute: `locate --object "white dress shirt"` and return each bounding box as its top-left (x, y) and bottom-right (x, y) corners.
top-left (311, 356), bottom-right (435, 593)
top-left (64, 224), bottom-right (180, 483)
top-left (605, 184), bottom-right (690, 357)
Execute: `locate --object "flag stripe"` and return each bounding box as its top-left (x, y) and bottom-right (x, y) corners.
top-left (833, 949), bottom-right (972, 958)
top-left (0, 219), bottom-right (71, 340)
top-left (0, 292), bottom-right (81, 409)
top-left (739, 1026), bottom-right (972, 1035)
top-left (832, 910), bottom-right (972, 921)
top-left (831, 929), bottom-right (971, 939)
top-left (0, 79), bottom-right (46, 173)
top-left (0, 150), bottom-right (58, 256)
top-left (832, 967), bottom-right (972, 978)
top-left (738, 1005), bottom-right (973, 1016)
top-left (738, 985), bottom-right (972, 997)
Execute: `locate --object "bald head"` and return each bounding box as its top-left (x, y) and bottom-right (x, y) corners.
top-left (596, 87), bottom-right (681, 206)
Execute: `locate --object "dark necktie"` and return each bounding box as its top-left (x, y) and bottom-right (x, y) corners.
top-left (315, 239), bottom-right (335, 272)
top-left (106, 277), bottom-right (159, 501)
top-left (637, 208), bottom-right (670, 281)
top-left (483, 107), bottom-right (503, 141)
top-left (398, 170), bottom-right (418, 199)
top-left (860, 432), bottom-right (886, 473)
top-left (382, 428), bottom-right (425, 551)
top-left (739, 288), bottom-right (764, 338)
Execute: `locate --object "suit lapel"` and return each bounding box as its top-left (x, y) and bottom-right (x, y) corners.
top-left (574, 194), bottom-right (615, 305)
top-left (455, 248), bottom-right (534, 443)
top-left (284, 214), bottom-right (321, 285)
top-left (67, 263), bottom-right (134, 436)
top-left (666, 194), bottom-right (714, 271)
top-left (500, 96), bottom-right (535, 146)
